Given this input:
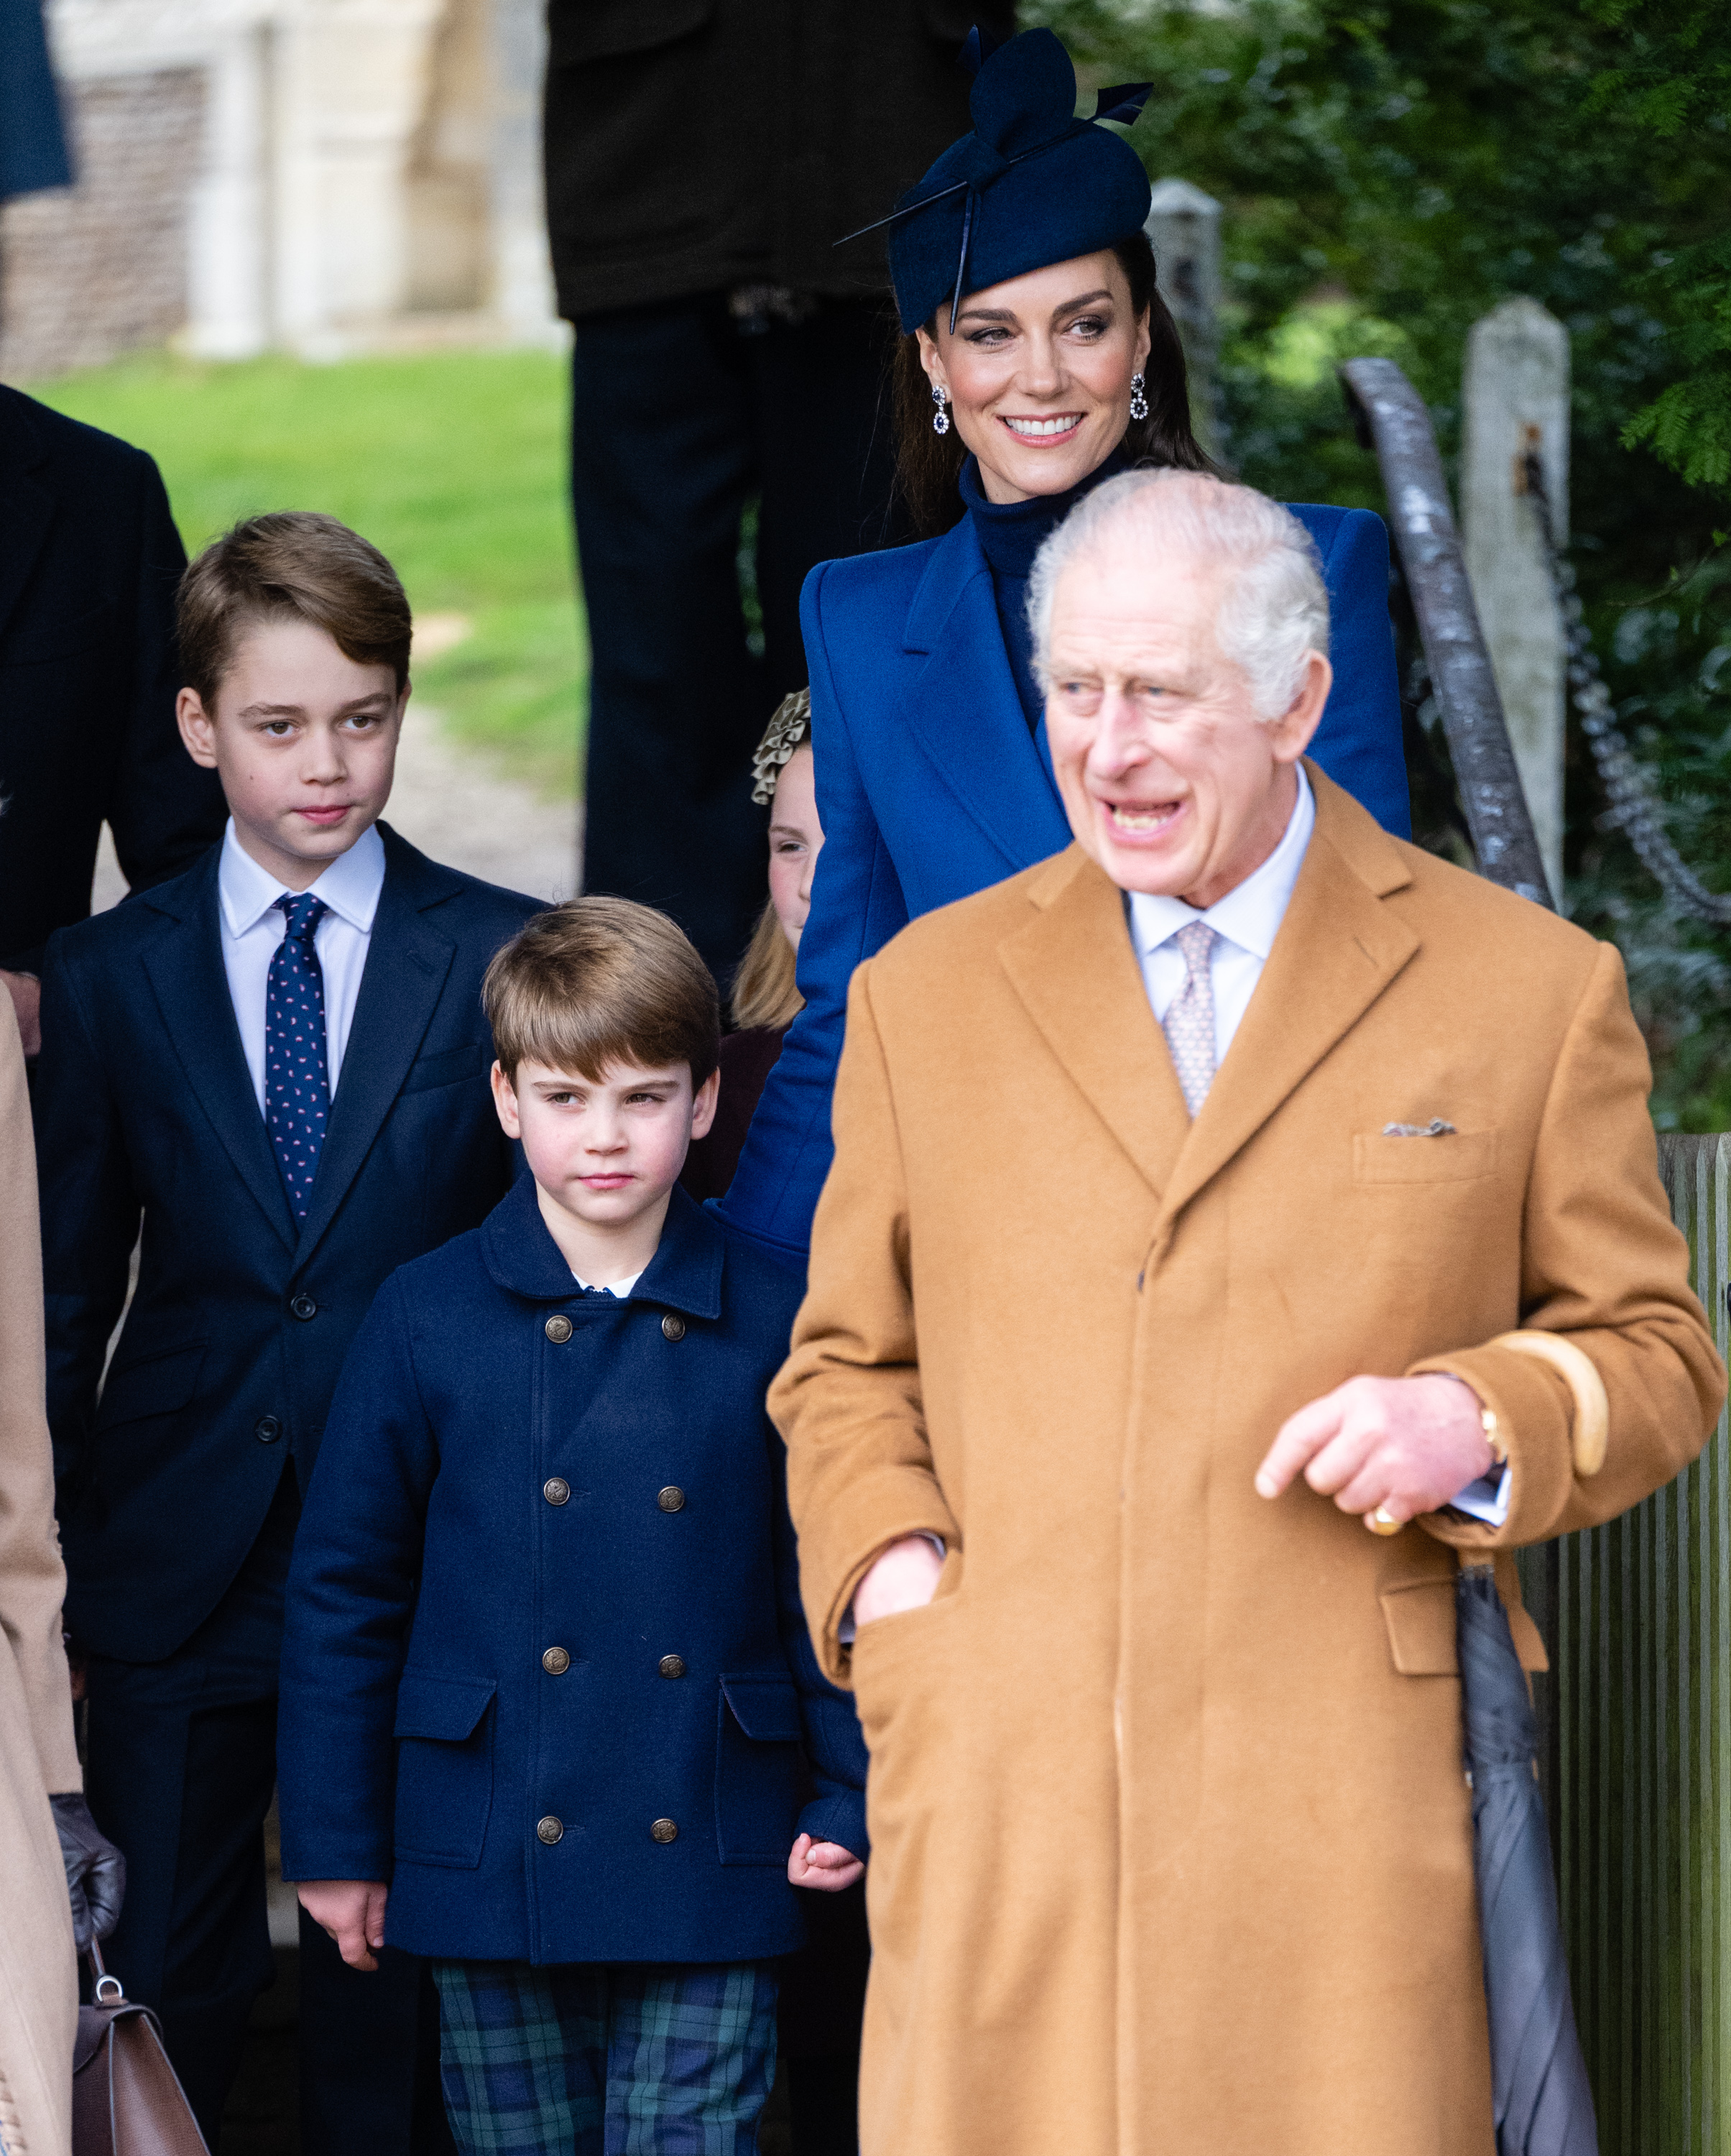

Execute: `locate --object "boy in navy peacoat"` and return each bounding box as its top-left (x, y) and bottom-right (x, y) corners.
top-left (277, 897), bottom-right (866, 2155)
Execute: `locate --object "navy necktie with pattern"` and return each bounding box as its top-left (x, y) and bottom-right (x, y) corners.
top-left (266, 893), bottom-right (332, 1220)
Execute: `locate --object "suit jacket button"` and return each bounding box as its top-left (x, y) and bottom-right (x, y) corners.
top-left (650, 1818), bottom-right (678, 1844)
top-left (542, 1646), bottom-right (571, 1674)
top-left (290, 1294), bottom-right (317, 1322)
top-left (543, 1477), bottom-right (571, 1506)
top-left (545, 1314), bottom-right (573, 1344)
top-left (254, 1415), bottom-right (283, 1445)
top-left (536, 1816), bottom-right (563, 1845)
top-left (660, 1313), bottom-right (686, 1342)
top-left (658, 1654), bottom-right (686, 1680)
top-left (657, 1485), bottom-right (685, 1514)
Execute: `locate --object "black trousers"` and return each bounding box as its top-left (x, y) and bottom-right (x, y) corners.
top-left (82, 1475), bottom-right (453, 2155)
top-left (570, 292), bottom-right (901, 985)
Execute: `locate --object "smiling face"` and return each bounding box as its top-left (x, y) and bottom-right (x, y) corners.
top-left (917, 249), bottom-right (1152, 505)
top-left (177, 615), bottom-right (405, 889)
top-left (491, 1056), bottom-right (720, 1283)
top-left (1043, 549), bottom-right (1331, 908)
top-left (767, 744), bottom-right (823, 950)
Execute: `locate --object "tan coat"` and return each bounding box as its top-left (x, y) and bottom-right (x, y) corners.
top-left (0, 995), bottom-right (80, 2156)
top-left (772, 769), bottom-right (1725, 2156)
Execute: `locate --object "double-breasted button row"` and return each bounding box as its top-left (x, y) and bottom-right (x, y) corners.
top-left (543, 1311), bottom-right (686, 1343)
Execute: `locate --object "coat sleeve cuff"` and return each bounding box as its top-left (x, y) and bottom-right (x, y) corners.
top-left (1408, 1343), bottom-right (1576, 1547)
top-left (807, 1477), bottom-right (959, 1685)
top-left (798, 1789), bottom-right (868, 1862)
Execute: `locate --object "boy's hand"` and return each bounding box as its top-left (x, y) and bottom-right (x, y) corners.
top-left (788, 1833), bottom-right (864, 1893)
top-left (298, 1879), bottom-right (389, 1971)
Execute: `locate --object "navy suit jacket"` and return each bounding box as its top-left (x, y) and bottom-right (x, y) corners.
top-left (277, 1179), bottom-right (867, 1966)
top-left (718, 503), bottom-right (1411, 1259)
top-left (37, 824), bottom-right (540, 1662)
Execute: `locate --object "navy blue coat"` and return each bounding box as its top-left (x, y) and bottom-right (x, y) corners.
top-left (277, 1179), bottom-right (867, 1966)
top-left (37, 825), bottom-right (540, 1661)
top-left (717, 503), bottom-right (1411, 1260)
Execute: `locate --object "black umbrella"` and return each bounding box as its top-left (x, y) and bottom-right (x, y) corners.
top-left (1457, 1565), bottom-right (1598, 2155)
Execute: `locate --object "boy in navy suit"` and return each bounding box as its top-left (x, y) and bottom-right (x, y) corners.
top-left (36, 512), bottom-right (542, 2150)
top-left (276, 897), bottom-right (866, 2155)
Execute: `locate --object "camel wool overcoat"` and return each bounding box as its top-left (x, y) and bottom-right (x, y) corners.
top-left (0, 992), bottom-right (80, 2156)
top-left (771, 768), bottom-right (1725, 2156)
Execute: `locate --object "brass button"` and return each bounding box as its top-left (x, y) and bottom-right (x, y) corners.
top-left (545, 1314), bottom-right (573, 1344)
top-left (657, 1485), bottom-right (685, 1514)
top-left (661, 1313), bottom-right (686, 1343)
top-left (658, 1654), bottom-right (686, 1680)
top-left (536, 1816), bottom-right (563, 1845)
top-left (542, 1646), bottom-right (571, 1675)
top-left (543, 1477), bottom-right (571, 1506)
top-left (650, 1818), bottom-right (678, 1845)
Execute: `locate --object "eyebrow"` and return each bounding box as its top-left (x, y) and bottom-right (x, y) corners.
top-left (956, 288), bottom-right (1115, 328)
top-left (236, 696), bottom-right (393, 719)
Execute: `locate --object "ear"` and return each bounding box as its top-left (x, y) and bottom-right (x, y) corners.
top-left (915, 325), bottom-right (948, 397)
top-left (1134, 307), bottom-right (1153, 376)
top-left (1268, 650), bottom-right (1333, 765)
top-left (690, 1066), bottom-right (721, 1143)
top-left (490, 1059), bottom-right (522, 1140)
top-left (177, 688), bottom-right (219, 769)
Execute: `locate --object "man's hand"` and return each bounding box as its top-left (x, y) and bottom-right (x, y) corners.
top-left (1255, 1373), bottom-right (1495, 1529)
top-left (298, 1879), bottom-right (389, 1971)
top-left (1, 971), bottom-right (41, 1056)
top-left (852, 1534), bottom-right (945, 1628)
top-left (788, 1833), bottom-right (865, 1892)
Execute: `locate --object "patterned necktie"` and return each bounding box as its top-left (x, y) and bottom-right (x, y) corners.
top-left (1162, 919), bottom-right (1219, 1118)
top-left (266, 893), bottom-right (332, 1220)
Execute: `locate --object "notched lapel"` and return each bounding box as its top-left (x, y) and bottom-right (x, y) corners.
top-left (294, 875), bottom-right (456, 1258)
top-left (1155, 825), bottom-right (1420, 1230)
top-left (142, 886), bottom-right (298, 1253)
top-left (1000, 852), bottom-right (1190, 1199)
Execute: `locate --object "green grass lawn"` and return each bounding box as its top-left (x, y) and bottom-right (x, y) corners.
top-left (29, 348), bottom-right (583, 798)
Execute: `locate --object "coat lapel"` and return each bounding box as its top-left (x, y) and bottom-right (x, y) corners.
top-left (900, 518), bottom-right (1070, 874)
top-left (293, 829), bottom-right (457, 1259)
top-left (140, 854), bottom-right (299, 1253)
top-left (1154, 772), bottom-right (1420, 1232)
top-left (0, 395), bottom-right (55, 648)
top-left (999, 849), bottom-right (1191, 1199)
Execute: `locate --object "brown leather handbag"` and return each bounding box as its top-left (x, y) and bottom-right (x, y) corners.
top-left (72, 1949), bottom-right (208, 2156)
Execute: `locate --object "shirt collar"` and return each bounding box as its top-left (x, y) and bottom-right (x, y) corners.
top-left (217, 819), bottom-right (387, 939)
top-left (1128, 765), bottom-right (1315, 964)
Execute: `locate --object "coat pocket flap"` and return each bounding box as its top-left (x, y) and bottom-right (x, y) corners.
top-left (1380, 1577), bottom-right (1550, 1675)
top-left (95, 1342), bottom-right (206, 1429)
top-left (720, 1673), bottom-right (802, 1742)
top-left (394, 1672), bottom-right (496, 1742)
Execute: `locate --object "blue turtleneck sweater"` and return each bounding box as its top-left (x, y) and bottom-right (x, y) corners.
top-left (958, 448), bottom-right (1129, 733)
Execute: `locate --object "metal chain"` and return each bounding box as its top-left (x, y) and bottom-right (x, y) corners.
top-left (1521, 451), bottom-right (1731, 926)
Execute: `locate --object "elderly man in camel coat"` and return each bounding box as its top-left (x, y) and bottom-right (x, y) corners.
top-left (770, 469), bottom-right (1725, 2156)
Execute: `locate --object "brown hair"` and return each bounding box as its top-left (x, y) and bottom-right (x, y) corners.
top-left (483, 896), bottom-right (720, 1087)
top-left (891, 229), bottom-right (1218, 541)
top-left (177, 511), bottom-right (412, 708)
top-left (730, 900), bottom-right (803, 1032)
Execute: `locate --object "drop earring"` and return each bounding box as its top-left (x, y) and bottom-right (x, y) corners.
top-left (931, 384), bottom-right (951, 436)
top-left (1130, 372), bottom-right (1149, 422)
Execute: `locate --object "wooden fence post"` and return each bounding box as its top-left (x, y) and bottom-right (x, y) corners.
top-left (1462, 298), bottom-right (1571, 906)
top-left (1144, 177), bottom-right (1222, 453)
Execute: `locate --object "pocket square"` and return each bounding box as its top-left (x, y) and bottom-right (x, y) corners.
top-left (1383, 1118), bottom-right (1457, 1138)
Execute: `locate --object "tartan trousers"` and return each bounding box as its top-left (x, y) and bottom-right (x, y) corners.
top-left (429, 1959), bottom-right (778, 2155)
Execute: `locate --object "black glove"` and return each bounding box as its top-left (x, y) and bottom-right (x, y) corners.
top-left (50, 1792), bottom-right (126, 1951)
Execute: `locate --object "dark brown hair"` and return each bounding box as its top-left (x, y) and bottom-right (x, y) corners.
top-left (483, 896), bottom-right (721, 1087)
top-left (891, 229), bottom-right (1217, 540)
top-left (177, 511), bottom-right (412, 708)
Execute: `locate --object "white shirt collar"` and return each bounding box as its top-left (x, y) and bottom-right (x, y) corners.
top-left (1127, 765), bottom-right (1315, 962)
top-left (217, 819), bottom-right (387, 939)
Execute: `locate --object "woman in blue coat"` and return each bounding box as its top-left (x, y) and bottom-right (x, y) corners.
top-left (719, 28), bottom-right (1409, 1263)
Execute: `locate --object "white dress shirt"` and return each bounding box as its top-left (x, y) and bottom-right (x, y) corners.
top-left (571, 1270), bottom-right (642, 1297)
top-left (217, 820), bottom-right (386, 1113)
top-left (1127, 767), bottom-right (1510, 1529)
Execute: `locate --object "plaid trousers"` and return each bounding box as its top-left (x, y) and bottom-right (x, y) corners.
top-left (430, 1958), bottom-right (779, 2155)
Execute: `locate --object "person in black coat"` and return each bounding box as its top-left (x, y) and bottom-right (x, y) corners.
top-left (37, 512), bottom-right (540, 2151)
top-left (545, 0), bottom-right (1014, 985)
top-left (0, 385), bottom-right (226, 1047)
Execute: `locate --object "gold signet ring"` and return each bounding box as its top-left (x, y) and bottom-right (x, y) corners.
top-left (1367, 1503), bottom-right (1403, 1536)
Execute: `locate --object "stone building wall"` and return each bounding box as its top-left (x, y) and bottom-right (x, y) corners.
top-left (0, 68), bottom-right (205, 382)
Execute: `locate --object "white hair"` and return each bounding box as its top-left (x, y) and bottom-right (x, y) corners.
top-left (1027, 468), bottom-right (1331, 721)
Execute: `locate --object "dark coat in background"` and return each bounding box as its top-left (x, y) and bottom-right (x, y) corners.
top-left (543, 0), bottom-right (1017, 320)
top-left (36, 824), bottom-right (537, 1660)
top-left (0, 387), bottom-right (225, 975)
top-left (278, 1179), bottom-right (867, 1965)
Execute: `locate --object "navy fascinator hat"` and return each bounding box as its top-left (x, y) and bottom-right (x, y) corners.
top-left (847, 28), bottom-right (1155, 336)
